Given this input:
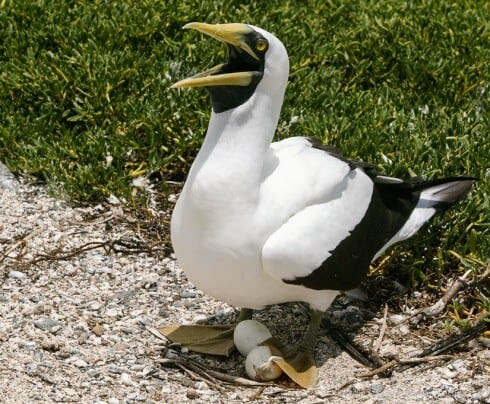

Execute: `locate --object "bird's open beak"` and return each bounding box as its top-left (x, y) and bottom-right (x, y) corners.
top-left (171, 22), bottom-right (259, 89)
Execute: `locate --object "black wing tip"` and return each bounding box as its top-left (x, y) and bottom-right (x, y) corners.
top-left (307, 136), bottom-right (378, 171)
top-left (375, 175), bottom-right (477, 192)
top-left (306, 136), bottom-right (478, 200)
top-left (411, 175), bottom-right (478, 186)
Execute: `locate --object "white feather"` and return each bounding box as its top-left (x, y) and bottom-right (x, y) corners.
top-left (262, 169), bottom-right (373, 281)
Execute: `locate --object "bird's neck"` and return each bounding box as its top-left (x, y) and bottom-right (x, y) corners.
top-left (186, 91), bottom-right (283, 201)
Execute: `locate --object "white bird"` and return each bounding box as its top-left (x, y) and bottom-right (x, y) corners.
top-left (167, 22), bottom-right (474, 372)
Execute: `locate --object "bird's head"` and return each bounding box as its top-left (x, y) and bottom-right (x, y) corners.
top-left (171, 23), bottom-right (289, 113)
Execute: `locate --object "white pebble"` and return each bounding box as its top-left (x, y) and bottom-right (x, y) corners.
top-left (9, 270), bottom-right (27, 279)
top-left (120, 372), bottom-right (135, 386)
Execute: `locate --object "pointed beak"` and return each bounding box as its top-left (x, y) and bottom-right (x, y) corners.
top-left (171, 22), bottom-right (259, 89)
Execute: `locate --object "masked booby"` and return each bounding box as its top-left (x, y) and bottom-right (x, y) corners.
top-left (166, 22), bottom-right (475, 379)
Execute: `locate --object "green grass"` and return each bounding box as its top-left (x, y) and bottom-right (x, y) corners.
top-left (0, 1), bottom-right (488, 316)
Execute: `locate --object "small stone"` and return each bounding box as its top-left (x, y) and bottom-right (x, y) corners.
top-left (478, 337), bottom-right (490, 348)
top-left (165, 349), bottom-right (179, 359)
top-left (115, 290), bottom-right (135, 301)
top-left (29, 296), bottom-right (40, 303)
top-left (72, 358), bottom-right (89, 368)
top-left (107, 194), bottom-right (121, 205)
top-left (141, 275), bottom-right (158, 289)
top-left (379, 343), bottom-right (399, 358)
top-left (92, 323), bottom-right (104, 336)
top-left (25, 363), bottom-right (37, 374)
top-left (39, 373), bottom-right (56, 385)
top-left (332, 310), bottom-right (345, 319)
top-left (87, 301), bottom-right (104, 311)
top-left (41, 337), bottom-right (61, 352)
top-left (194, 381), bottom-right (208, 390)
top-left (180, 290), bottom-right (196, 298)
top-left (78, 332), bottom-right (89, 345)
top-left (34, 317), bottom-right (62, 332)
top-left (344, 305), bottom-right (363, 323)
top-left (449, 359), bottom-right (468, 372)
top-left (0, 162), bottom-right (19, 190)
top-left (32, 304), bottom-right (49, 315)
top-left (398, 324), bottom-right (410, 335)
top-left (187, 389), bottom-right (200, 399)
top-left (18, 340), bottom-right (37, 350)
top-left (389, 314), bottom-right (406, 324)
top-left (9, 270), bottom-right (27, 280)
top-left (440, 367), bottom-right (458, 379)
top-left (65, 265), bottom-right (77, 276)
top-left (106, 308), bottom-right (119, 317)
top-left (350, 382), bottom-right (365, 393)
top-left (63, 387), bottom-right (78, 398)
top-left (56, 350), bottom-right (71, 359)
top-left (120, 372), bottom-right (135, 386)
top-left (98, 390), bottom-right (110, 398)
top-left (141, 366), bottom-right (153, 377)
top-left (88, 369), bottom-right (101, 378)
top-left (107, 365), bottom-right (124, 374)
top-left (370, 383), bottom-right (385, 394)
top-left (473, 388), bottom-right (490, 402)
top-left (167, 194), bottom-right (177, 203)
top-left (126, 392), bottom-right (138, 400)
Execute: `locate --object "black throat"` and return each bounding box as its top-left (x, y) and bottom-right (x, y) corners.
top-left (207, 72), bottom-right (263, 113)
top-left (207, 35), bottom-right (266, 113)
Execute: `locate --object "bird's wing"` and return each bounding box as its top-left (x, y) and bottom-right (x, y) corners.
top-left (260, 138), bottom-right (475, 292)
top-left (258, 137), bottom-right (376, 291)
top-left (261, 165), bottom-right (375, 291)
top-left (257, 137), bottom-right (351, 229)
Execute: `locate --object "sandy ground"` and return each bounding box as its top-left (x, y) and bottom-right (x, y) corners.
top-left (0, 177), bottom-right (488, 403)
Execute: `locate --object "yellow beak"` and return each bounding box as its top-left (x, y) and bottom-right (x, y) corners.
top-left (171, 22), bottom-right (258, 89)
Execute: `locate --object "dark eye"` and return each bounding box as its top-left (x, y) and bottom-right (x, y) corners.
top-left (255, 38), bottom-right (268, 52)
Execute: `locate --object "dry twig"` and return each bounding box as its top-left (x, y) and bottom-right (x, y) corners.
top-left (423, 270), bottom-right (472, 317)
top-left (323, 318), bottom-right (387, 370)
top-left (157, 357), bottom-right (275, 388)
top-left (0, 228), bottom-right (43, 263)
top-left (357, 360), bottom-right (398, 378)
top-left (413, 317), bottom-right (489, 359)
top-left (352, 317), bottom-right (488, 381)
top-left (23, 238), bottom-right (169, 265)
top-left (373, 305), bottom-right (389, 352)
top-left (357, 355), bottom-right (455, 378)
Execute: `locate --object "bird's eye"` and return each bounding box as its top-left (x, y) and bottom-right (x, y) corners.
top-left (255, 39), bottom-right (268, 52)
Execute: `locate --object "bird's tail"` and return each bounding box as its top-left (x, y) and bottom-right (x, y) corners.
top-left (393, 176), bottom-right (475, 241)
top-left (412, 176), bottom-right (476, 211)
top-left (373, 176), bottom-right (476, 259)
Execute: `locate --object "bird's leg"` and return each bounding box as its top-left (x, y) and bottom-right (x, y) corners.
top-left (273, 308), bottom-right (322, 388)
top-left (236, 307), bottom-right (253, 322)
top-left (297, 308), bottom-right (324, 352)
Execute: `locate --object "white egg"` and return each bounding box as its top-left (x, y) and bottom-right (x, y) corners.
top-left (245, 345), bottom-right (283, 381)
top-left (233, 320), bottom-right (272, 356)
